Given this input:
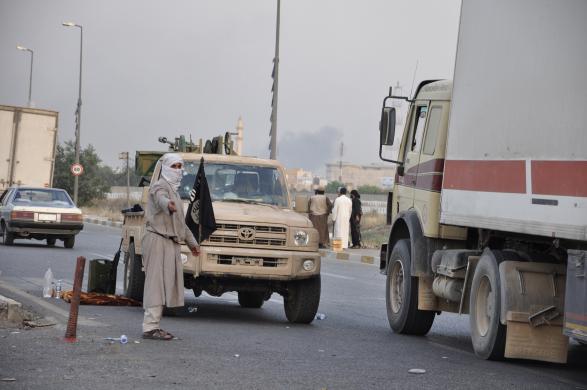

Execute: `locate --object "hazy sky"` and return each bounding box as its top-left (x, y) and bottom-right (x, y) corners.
top-left (0, 0), bottom-right (460, 174)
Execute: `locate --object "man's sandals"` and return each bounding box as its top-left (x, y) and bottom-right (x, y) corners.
top-left (142, 329), bottom-right (175, 340)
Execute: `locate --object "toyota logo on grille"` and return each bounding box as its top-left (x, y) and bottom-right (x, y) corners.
top-left (238, 227), bottom-right (255, 241)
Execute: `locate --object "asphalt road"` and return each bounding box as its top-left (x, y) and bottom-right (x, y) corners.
top-left (0, 224), bottom-right (586, 389)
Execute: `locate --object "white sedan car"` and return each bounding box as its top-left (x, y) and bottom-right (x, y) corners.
top-left (0, 187), bottom-right (83, 248)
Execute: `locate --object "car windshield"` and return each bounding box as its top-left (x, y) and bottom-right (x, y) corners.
top-left (177, 161), bottom-right (289, 207)
top-left (12, 189), bottom-right (75, 208)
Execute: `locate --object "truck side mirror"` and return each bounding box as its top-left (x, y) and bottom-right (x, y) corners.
top-left (379, 107), bottom-right (396, 146)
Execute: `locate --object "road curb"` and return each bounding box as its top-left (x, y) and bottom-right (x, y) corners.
top-left (83, 215), bottom-right (122, 228)
top-left (321, 249), bottom-right (377, 266)
top-left (0, 294), bottom-right (25, 326)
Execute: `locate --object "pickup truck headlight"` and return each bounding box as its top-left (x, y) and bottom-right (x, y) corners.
top-left (293, 230), bottom-right (309, 246)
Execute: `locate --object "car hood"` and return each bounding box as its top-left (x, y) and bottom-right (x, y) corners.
top-left (183, 201), bottom-right (312, 228)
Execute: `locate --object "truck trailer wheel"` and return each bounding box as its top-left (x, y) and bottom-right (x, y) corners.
top-left (1, 222), bottom-right (14, 246)
top-left (284, 276), bottom-right (321, 324)
top-left (386, 239), bottom-right (435, 335)
top-left (123, 241), bottom-right (145, 301)
top-left (46, 237), bottom-right (56, 247)
top-left (238, 291), bottom-right (265, 308)
top-left (469, 249), bottom-right (506, 360)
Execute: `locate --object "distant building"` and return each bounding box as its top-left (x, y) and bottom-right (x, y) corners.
top-left (285, 168), bottom-right (317, 192)
top-left (325, 162), bottom-right (395, 189)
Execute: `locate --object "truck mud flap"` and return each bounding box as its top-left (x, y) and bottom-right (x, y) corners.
top-left (564, 250), bottom-right (587, 343)
top-left (499, 261), bottom-right (568, 363)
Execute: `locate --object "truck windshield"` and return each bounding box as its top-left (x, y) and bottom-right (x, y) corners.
top-left (177, 161), bottom-right (289, 207)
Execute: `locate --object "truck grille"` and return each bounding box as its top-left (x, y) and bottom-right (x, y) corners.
top-left (216, 255), bottom-right (288, 268)
top-left (208, 223), bottom-right (287, 247)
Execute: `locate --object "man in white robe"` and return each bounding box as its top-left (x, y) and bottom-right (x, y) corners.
top-left (331, 187), bottom-right (352, 249)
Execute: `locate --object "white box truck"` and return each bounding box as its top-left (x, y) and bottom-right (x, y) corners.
top-left (0, 105), bottom-right (58, 191)
top-left (378, 0), bottom-right (586, 363)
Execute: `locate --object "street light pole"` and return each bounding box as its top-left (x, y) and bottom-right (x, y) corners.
top-left (63, 22), bottom-right (83, 204)
top-left (16, 45), bottom-right (34, 107)
top-left (269, 0), bottom-right (281, 160)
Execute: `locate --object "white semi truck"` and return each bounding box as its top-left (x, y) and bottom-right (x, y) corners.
top-left (378, 0), bottom-right (586, 363)
top-left (0, 105), bottom-right (58, 191)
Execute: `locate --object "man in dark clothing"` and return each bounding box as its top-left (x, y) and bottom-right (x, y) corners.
top-left (350, 189), bottom-right (362, 248)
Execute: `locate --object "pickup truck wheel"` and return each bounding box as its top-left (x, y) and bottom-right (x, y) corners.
top-left (1, 222), bottom-right (14, 246)
top-left (284, 276), bottom-right (321, 324)
top-left (469, 249), bottom-right (506, 360)
top-left (63, 236), bottom-right (75, 249)
top-left (238, 291), bottom-right (265, 308)
top-left (386, 239), bottom-right (435, 335)
top-left (123, 241), bottom-right (145, 301)
top-left (46, 237), bottom-right (56, 247)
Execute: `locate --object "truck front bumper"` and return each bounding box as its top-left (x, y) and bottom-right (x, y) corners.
top-left (182, 245), bottom-right (321, 280)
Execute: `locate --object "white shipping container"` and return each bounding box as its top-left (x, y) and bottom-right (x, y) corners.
top-left (0, 105), bottom-right (58, 190)
top-left (440, 0), bottom-right (587, 241)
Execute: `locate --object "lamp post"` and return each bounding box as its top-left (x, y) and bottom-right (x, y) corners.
top-left (269, 0), bottom-right (281, 160)
top-left (16, 45), bottom-right (34, 107)
top-left (62, 22), bottom-right (83, 204)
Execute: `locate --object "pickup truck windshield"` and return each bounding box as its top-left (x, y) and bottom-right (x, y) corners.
top-left (177, 161), bottom-right (289, 207)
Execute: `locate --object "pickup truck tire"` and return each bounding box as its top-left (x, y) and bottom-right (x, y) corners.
top-left (284, 275), bottom-right (321, 324)
top-left (63, 236), bottom-right (75, 249)
top-left (1, 222), bottom-right (14, 246)
top-left (238, 291), bottom-right (265, 308)
top-left (386, 239), bottom-right (435, 335)
top-left (123, 241), bottom-right (145, 301)
top-left (46, 237), bottom-right (56, 247)
top-left (469, 249), bottom-right (506, 360)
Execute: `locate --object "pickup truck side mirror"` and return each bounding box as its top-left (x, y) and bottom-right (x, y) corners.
top-left (379, 107), bottom-right (396, 146)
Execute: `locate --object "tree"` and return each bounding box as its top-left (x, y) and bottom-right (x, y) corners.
top-left (357, 185), bottom-right (384, 194)
top-left (53, 141), bottom-right (111, 206)
top-left (325, 180), bottom-right (345, 194)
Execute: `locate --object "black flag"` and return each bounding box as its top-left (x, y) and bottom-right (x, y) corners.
top-left (186, 157), bottom-right (216, 242)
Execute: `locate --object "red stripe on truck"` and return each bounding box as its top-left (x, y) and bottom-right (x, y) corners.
top-left (443, 160), bottom-right (526, 193)
top-left (532, 161), bottom-right (587, 197)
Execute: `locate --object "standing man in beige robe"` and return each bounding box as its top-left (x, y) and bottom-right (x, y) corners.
top-left (142, 153), bottom-right (200, 340)
top-left (308, 186), bottom-right (332, 248)
top-left (332, 187), bottom-right (352, 249)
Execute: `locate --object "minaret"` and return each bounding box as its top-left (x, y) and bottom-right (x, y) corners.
top-left (235, 116), bottom-right (244, 155)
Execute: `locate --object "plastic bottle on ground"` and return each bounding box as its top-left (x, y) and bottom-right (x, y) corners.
top-left (55, 279), bottom-right (63, 299)
top-left (42, 268), bottom-right (54, 298)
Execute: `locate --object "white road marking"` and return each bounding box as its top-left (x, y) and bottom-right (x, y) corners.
top-left (321, 272), bottom-right (355, 280)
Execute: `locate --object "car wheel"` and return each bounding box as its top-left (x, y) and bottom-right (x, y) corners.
top-left (385, 239), bottom-right (435, 335)
top-left (123, 241), bottom-right (145, 301)
top-left (238, 291), bottom-right (265, 308)
top-left (64, 236), bottom-right (75, 249)
top-left (1, 222), bottom-right (14, 246)
top-left (284, 276), bottom-right (321, 324)
top-left (46, 237), bottom-right (56, 247)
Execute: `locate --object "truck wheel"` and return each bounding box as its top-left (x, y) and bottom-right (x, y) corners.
top-left (123, 241), bottom-right (145, 301)
top-left (284, 276), bottom-right (321, 324)
top-left (386, 239), bottom-right (435, 335)
top-left (238, 291), bottom-right (265, 308)
top-left (63, 236), bottom-right (75, 249)
top-left (1, 222), bottom-right (14, 246)
top-left (46, 237), bottom-right (56, 247)
top-left (469, 249), bottom-right (506, 360)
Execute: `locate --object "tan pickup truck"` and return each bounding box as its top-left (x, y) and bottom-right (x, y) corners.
top-left (121, 151), bottom-right (321, 323)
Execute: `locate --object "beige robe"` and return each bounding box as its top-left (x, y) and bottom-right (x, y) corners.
top-left (308, 194), bottom-right (332, 246)
top-left (142, 178), bottom-right (198, 309)
top-left (332, 195), bottom-right (352, 249)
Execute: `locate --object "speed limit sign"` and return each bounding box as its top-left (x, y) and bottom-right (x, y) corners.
top-left (70, 163), bottom-right (84, 176)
